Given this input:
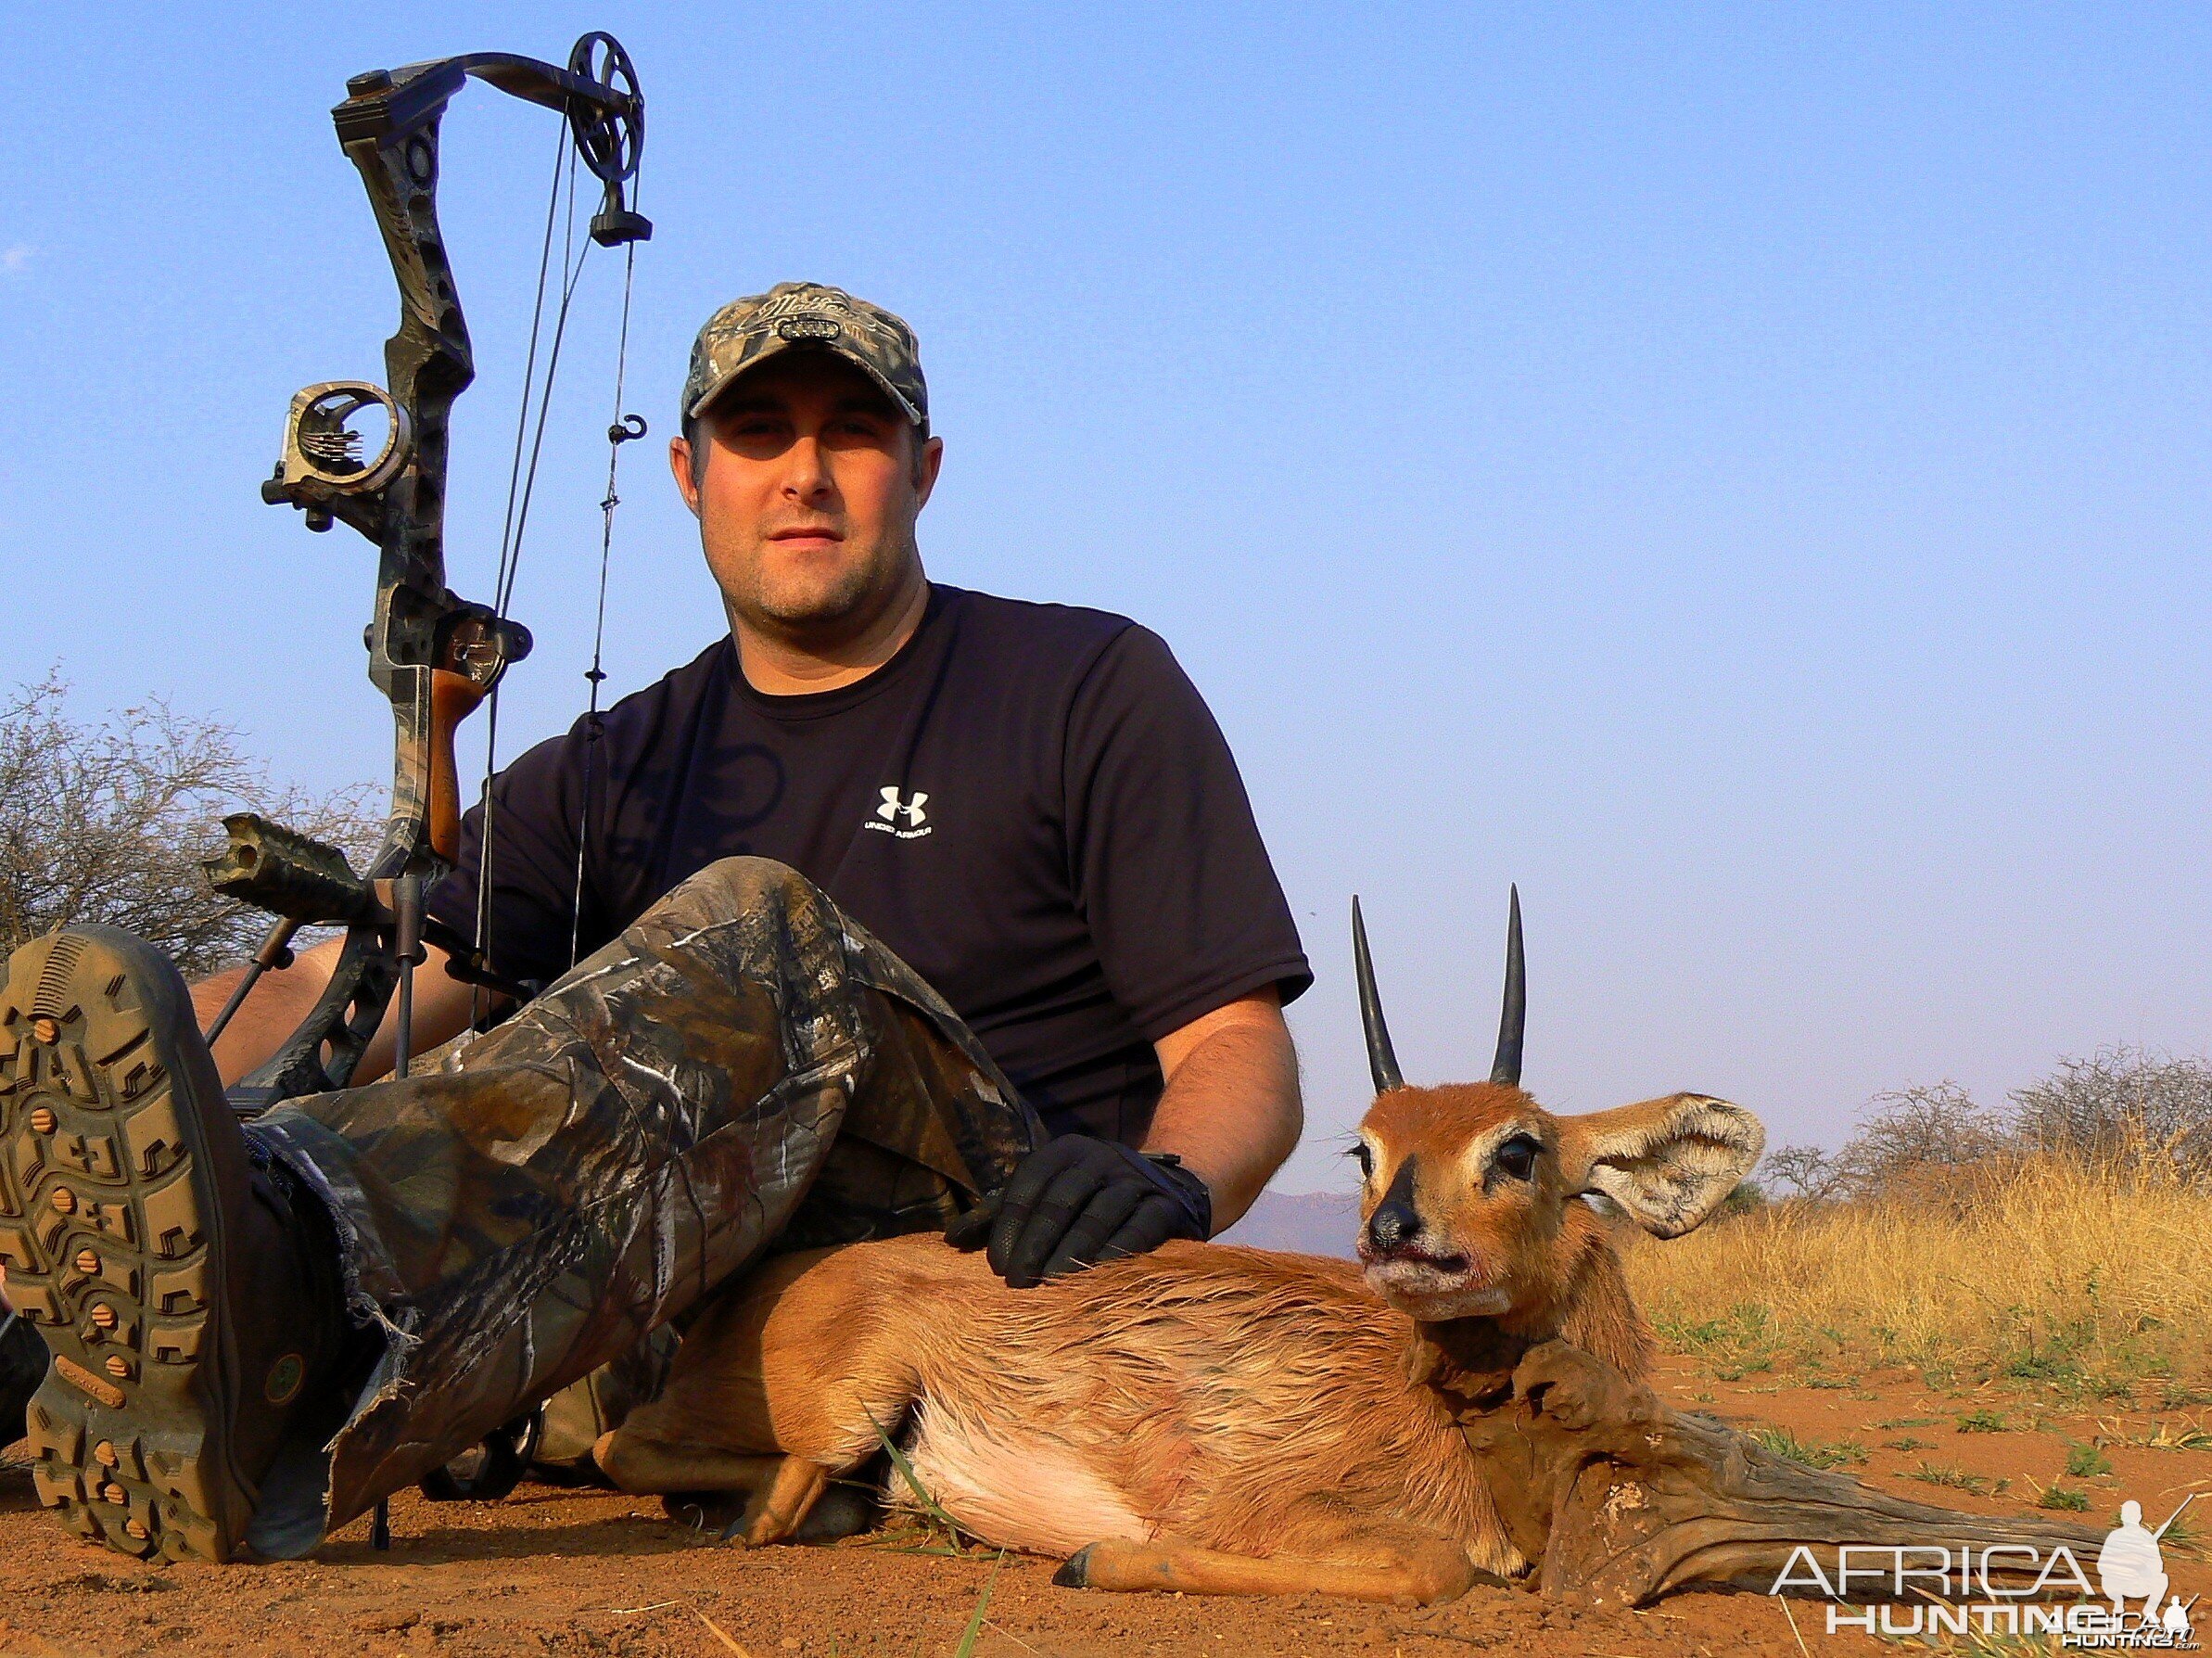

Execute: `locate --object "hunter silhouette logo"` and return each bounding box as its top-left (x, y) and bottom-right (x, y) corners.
top-left (2095, 1499), bottom-right (2195, 1643)
top-left (867, 786), bottom-right (933, 840)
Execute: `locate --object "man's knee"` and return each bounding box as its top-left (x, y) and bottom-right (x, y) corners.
top-left (634, 858), bottom-right (845, 949)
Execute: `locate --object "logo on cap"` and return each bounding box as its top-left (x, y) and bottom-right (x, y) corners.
top-left (776, 314), bottom-right (843, 342)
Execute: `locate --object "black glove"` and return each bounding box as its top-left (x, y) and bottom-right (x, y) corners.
top-left (945, 1136), bottom-right (1213, 1289)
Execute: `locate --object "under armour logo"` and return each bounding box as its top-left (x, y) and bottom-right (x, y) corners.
top-left (868, 786), bottom-right (933, 839)
top-left (878, 786), bottom-right (928, 826)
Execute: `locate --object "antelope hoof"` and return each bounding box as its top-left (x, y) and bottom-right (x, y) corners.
top-left (1053, 1545), bottom-right (1096, 1589)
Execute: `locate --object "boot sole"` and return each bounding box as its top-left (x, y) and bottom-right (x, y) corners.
top-left (0, 930), bottom-right (252, 1562)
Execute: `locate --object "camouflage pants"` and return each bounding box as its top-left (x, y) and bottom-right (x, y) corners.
top-left (248, 857), bottom-right (1043, 1540)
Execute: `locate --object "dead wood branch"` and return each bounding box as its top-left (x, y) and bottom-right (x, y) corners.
top-left (1447, 1341), bottom-right (2104, 1607)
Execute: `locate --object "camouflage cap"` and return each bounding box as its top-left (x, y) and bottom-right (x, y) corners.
top-left (682, 281), bottom-right (929, 436)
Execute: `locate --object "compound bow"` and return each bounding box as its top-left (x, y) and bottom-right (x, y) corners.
top-left (204, 33), bottom-right (651, 1118)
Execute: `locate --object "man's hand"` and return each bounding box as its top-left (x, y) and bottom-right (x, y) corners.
top-left (946, 988), bottom-right (1301, 1288)
top-left (947, 1137), bottom-right (1212, 1289)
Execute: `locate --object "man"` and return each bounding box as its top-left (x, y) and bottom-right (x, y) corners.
top-left (0, 283), bottom-right (1307, 1564)
top-left (2097, 1499), bottom-right (2174, 1622)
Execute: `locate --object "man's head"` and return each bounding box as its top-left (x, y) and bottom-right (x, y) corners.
top-left (671, 283), bottom-right (943, 645)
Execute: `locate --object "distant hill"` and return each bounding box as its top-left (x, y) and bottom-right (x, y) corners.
top-left (1214, 1188), bottom-right (1361, 1258)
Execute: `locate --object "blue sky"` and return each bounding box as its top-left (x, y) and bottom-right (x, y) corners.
top-left (6, 5), bottom-right (2210, 1190)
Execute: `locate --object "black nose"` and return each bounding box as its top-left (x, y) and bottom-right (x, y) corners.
top-left (1367, 1197), bottom-right (1422, 1254)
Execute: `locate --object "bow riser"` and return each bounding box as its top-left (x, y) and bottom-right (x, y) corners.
top-left (341, 74), bottom-right (478, 885)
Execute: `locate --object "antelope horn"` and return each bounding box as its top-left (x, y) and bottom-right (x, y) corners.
top-left (1490, 885), bottom-right (1525, 1087)
top-left (1351, 896), bottom-right (1404, 1094)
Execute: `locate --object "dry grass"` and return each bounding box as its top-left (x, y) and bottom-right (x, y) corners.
top-left (1623, 1146), bottom-right (2212, 1394)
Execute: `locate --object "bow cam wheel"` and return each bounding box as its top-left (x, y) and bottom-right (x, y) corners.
top-left (567, 32), bottom-right (642, 185)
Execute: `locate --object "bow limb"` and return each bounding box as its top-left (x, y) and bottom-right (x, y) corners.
top-left (336, 60), bottom-right (484, 886)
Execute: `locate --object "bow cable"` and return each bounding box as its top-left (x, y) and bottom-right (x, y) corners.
top-left (467, 129), bottom-right (620, 1024)
top-left (466, 121), bottom-right (570, 1026)
top-left (572, 229), bottom-right (643, 971)
top-left (490, 122), bottom-right (577, 633)
top-left (495, 147), bottom-right (595, 620)
top-left (466, 120), bottom-right (646, 1014)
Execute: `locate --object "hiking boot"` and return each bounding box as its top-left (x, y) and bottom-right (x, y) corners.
top-left (0, 926), bottom-right (350, 1562)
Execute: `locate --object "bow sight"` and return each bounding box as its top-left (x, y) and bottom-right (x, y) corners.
top-left (210, 32), bottom-right (649, 1115)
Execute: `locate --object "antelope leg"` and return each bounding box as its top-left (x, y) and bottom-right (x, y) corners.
top-left (730, 1455), bottom-right (833, 1547)
top-left (592, 1434), bottom-right (836, 1546)
top-left (1053, 1534), bottom-right (1474, 1606)
top-left (592, 1431), bottom-right (785, 1497)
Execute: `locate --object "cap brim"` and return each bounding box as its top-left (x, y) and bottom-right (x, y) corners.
top-left (686, 336), bottom-right (925, 429)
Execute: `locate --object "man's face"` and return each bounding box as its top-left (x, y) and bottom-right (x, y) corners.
top-left (669, 352), bottom-right (944, 640)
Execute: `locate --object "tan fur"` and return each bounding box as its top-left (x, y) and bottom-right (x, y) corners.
top-left (602, 1086), bottom-right (1760, 1603)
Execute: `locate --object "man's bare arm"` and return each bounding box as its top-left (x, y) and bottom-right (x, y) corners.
top-left (1144, 988), bottom-right (1303, 1232)
top-left (190, 936), bottom-right (488, 1088)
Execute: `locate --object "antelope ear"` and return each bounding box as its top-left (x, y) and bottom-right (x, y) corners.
top-left (1556, 1093), bottom-right (1764, 1238)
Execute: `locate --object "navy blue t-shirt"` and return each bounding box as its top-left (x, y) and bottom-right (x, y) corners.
top-left (429, 584), bottom-right (1310, 1142)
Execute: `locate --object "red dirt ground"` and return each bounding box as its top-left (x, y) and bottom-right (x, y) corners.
top-left (0, 1360), bottom-right (2202, 1657)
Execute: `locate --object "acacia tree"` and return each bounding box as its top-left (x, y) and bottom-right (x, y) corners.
top-left (0, 676), bottom-right (376, 976)
top-left (2014, 1047), bottom-right (2212, 1174)
top-left (1763, 1053), bottom-right (2212, 1200)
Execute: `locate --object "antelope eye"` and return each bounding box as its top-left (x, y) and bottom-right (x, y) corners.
top-left (1347, 1142), bottom-right (1375, 1179)
top-left (1494, 1134), bottom-right (1541, 1181)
